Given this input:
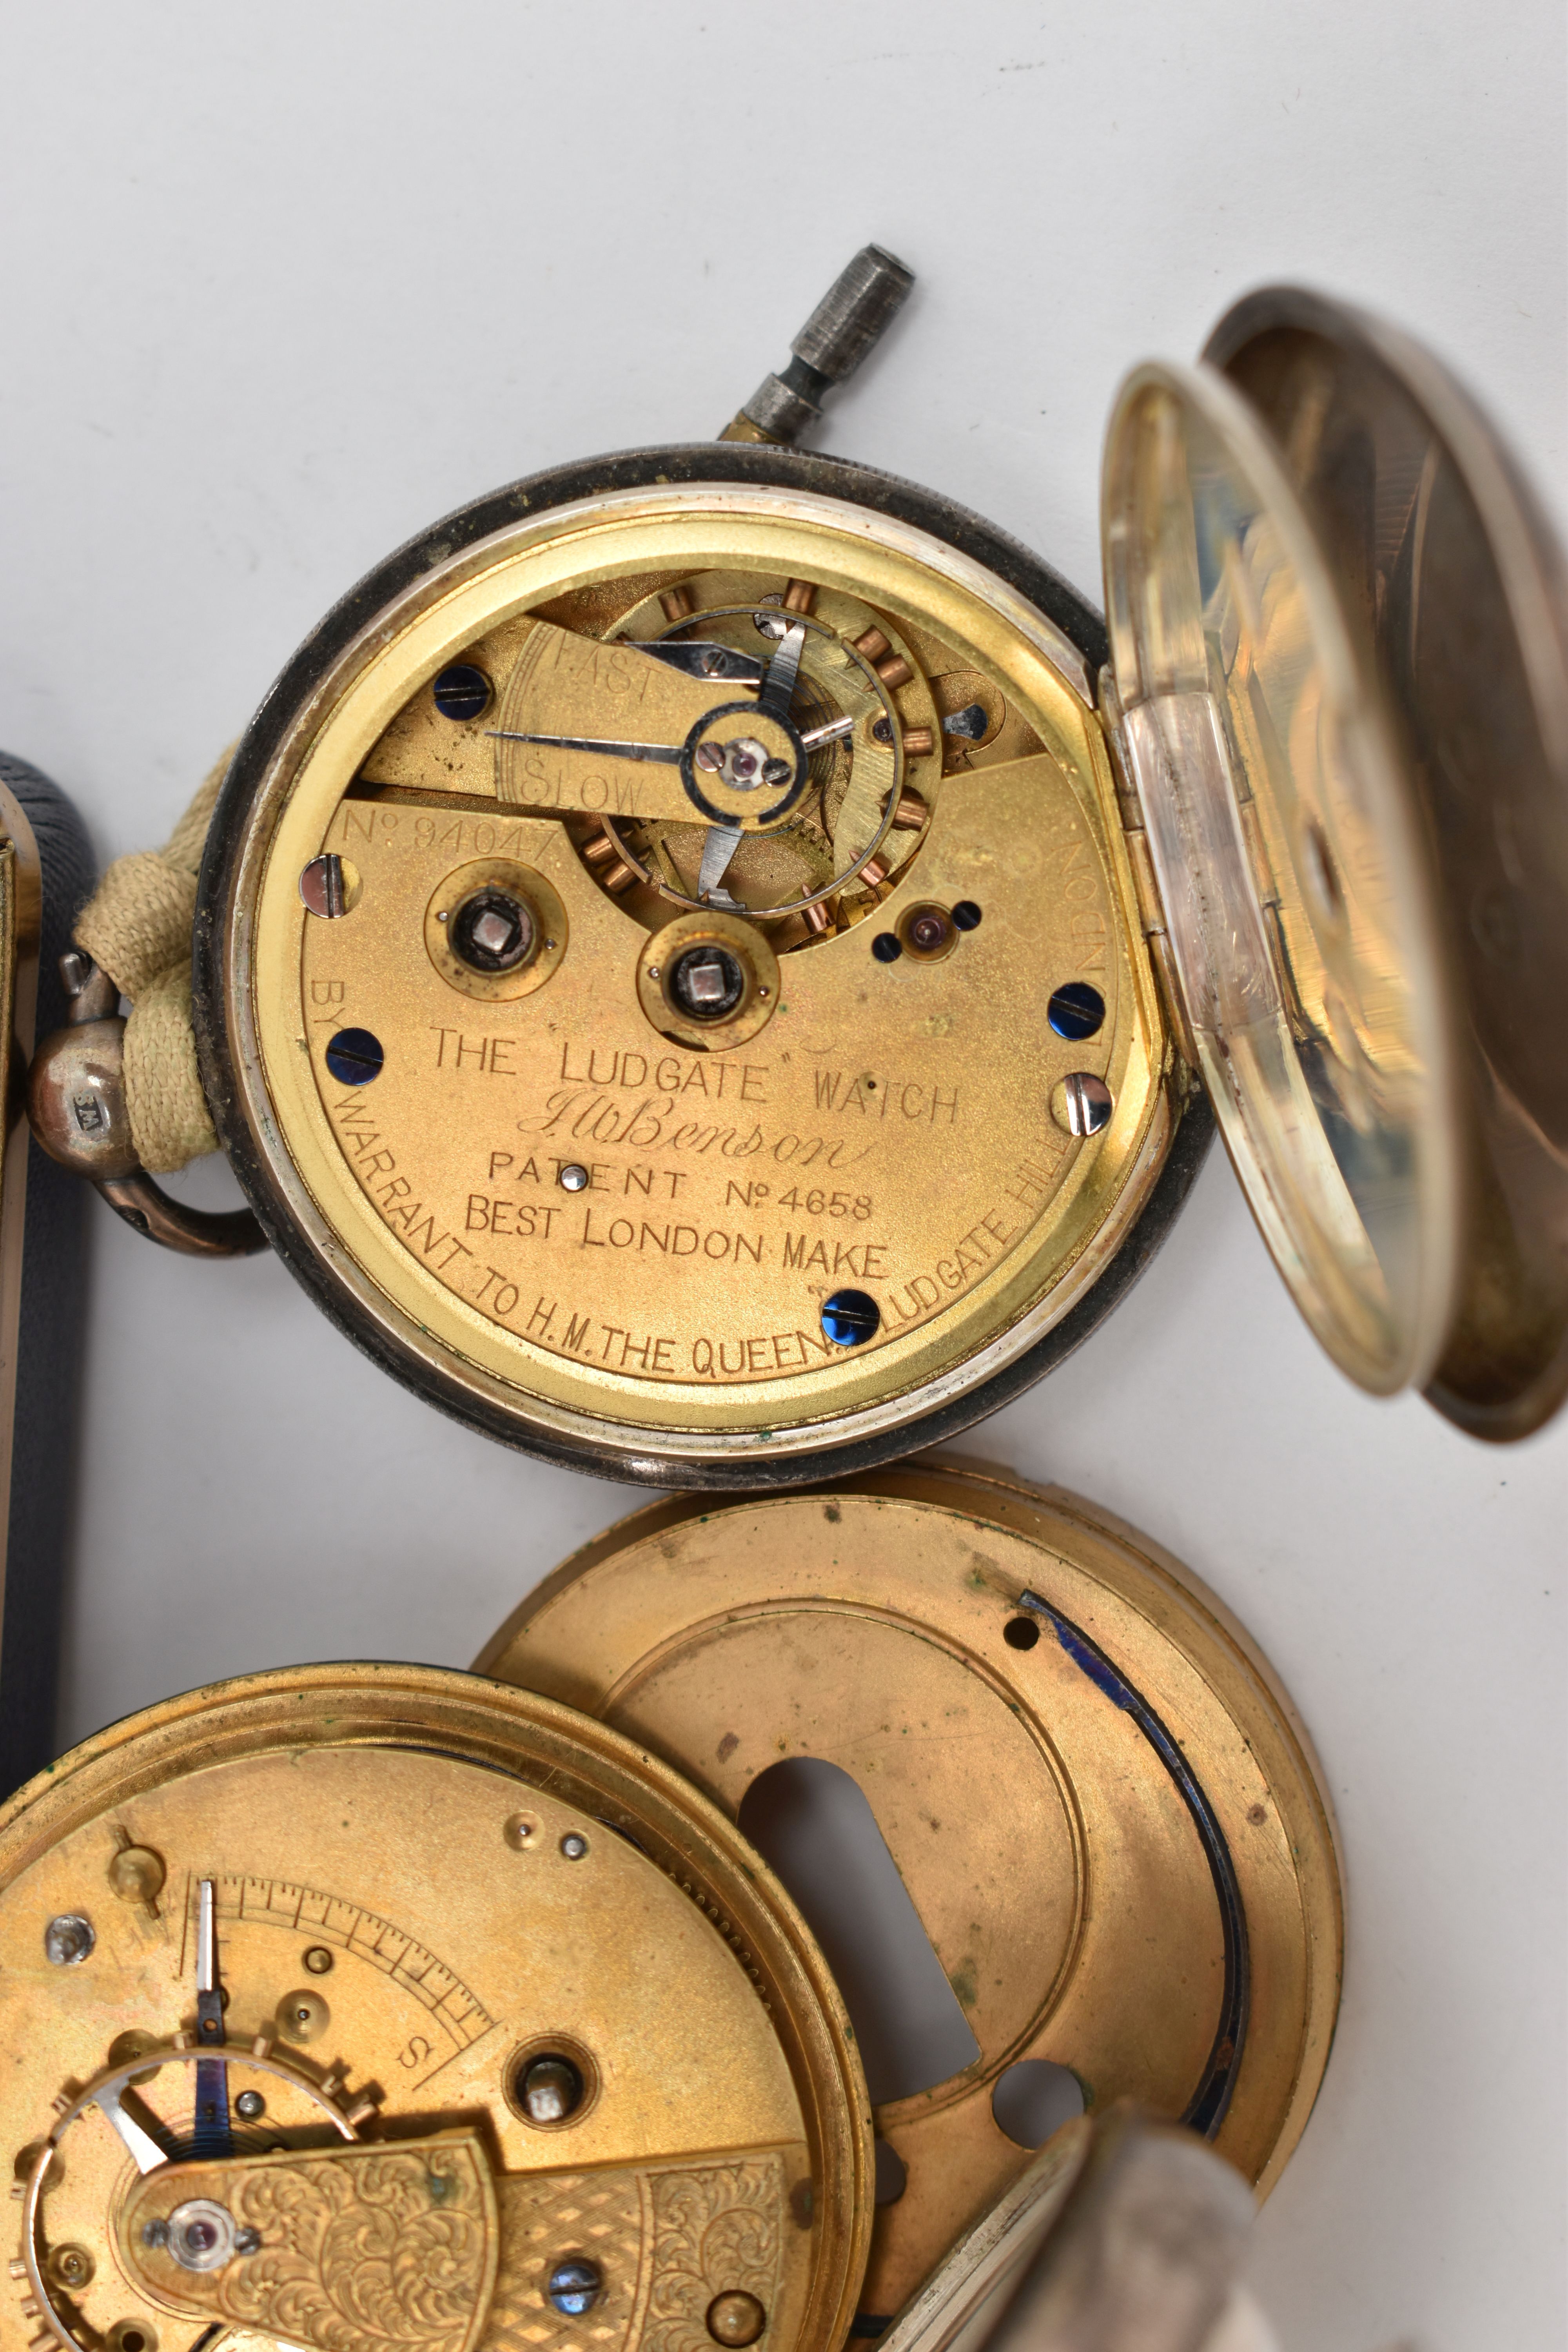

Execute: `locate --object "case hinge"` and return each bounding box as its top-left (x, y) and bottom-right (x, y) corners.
top-left (1097, 666), bottom-right (1199, 1075)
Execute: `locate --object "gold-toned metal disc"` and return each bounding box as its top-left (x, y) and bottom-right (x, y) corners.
top-left (205, 474), bottom-right (1183, 1479)
top-left (0, 1665), bottom-right (870, 2352)
top-left (1205, 287), bottom-right (1568, 1442)
top-left (1102, 359), bottom-right (1461, 1397)
top-left (476, 1465), bottom-right (1343, 2324)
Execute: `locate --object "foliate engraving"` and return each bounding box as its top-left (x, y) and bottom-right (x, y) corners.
top-left (127, 2149), bottom-right (793, 2352)
top-left (644, 2161), bottom-right (784, 2352)
top-left (484, 2158), bottom-right (786, 2352)
top-left (126, 2141), bottom-right (497, 2352)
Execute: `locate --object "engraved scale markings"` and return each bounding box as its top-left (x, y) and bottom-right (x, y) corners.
top-left (213, 1873), bottom-right (495, 2046)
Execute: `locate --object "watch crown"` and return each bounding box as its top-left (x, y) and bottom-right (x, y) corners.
top-left (723, 243), bottom-right (915, 447)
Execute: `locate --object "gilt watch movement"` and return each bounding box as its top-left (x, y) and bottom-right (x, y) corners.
top-left (28, 250), bottom-right (1568, 1478)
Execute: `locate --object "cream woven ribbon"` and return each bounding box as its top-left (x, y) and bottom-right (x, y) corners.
top-left (72, 751), bottom-right (229, 1173)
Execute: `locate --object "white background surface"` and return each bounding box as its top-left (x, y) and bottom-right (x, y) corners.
top-left (2, 7), bottom-right (1564, 2348)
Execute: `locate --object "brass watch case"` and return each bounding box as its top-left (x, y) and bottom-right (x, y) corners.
top-left (191, 285), bottom-right (1568, 1470)
top-left (477, 1464), bottom-right (1344, 2323)
top-left (194, 445), bottom-right (1211, 1488)
top-left (0, 1665), bottom-right (871, 2352)
top-left (1205, 288), bottom-right (1568, 1440)
top-left (1103, 287), bottom-right (1568, 1439)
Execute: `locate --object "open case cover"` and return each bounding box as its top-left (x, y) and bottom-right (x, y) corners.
top-left (1101, 287), bottom-right (1568, 1440)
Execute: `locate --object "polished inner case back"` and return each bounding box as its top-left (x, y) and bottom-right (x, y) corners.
top-left (1104, 289), bottom-right (1568, 1436)
top-left (477, 1463), bottom-right (1343, 2324)
top-left (149, 266), bottom-right (1563, 1475)
top-left (1201, 290), bottom-right (1568, 1440)
top-left (0, 1666), bottom-right (870, 2352)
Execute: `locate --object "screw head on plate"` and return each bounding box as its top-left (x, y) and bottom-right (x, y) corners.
top-left (323, 1028), bottom-right (384, 1087)
top-left (820, 1290), bottom-right (880, 1348)
top-left (299, 853), bottom-right (359, 918)
top-left (547, 2259), bottom-right (602, 2316)
top-left (432, 664), bottom-right (492, 722)
top-left (44, 1916), bottom-right (94, 1967)
top-left (1051, 1073), bottom-right (1113, 1138)
top-left (1047, 981), bottom-right (1105, 1041)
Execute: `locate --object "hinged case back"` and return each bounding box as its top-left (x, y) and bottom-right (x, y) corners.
top-left (1204, 289), bottom-right (1568, 1441)
top-left (1100, 350), bottom-right (1460, 1397)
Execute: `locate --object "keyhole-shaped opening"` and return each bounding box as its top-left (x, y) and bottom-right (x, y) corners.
top-left (738, 1757), bottom-right (981, 2104)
